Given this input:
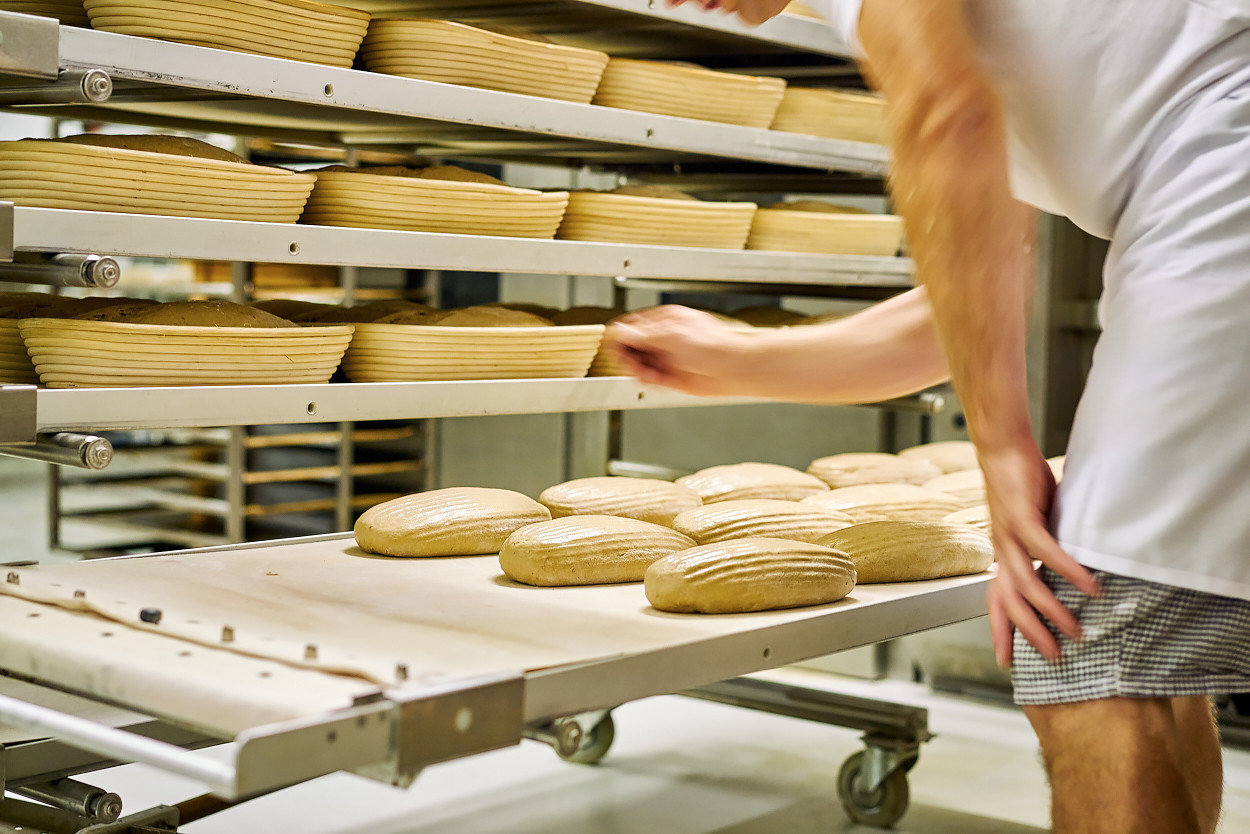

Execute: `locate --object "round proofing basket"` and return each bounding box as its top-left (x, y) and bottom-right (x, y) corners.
top-left (0, 320), bottom-right (38, 385)
top-left (557, 192), bottom-right (757, 249)
top-left (592, 59), bottom-right (787, 128)
top-left (361, 19), bottom-right (608, 104)
top-left (0, 141), bottom-right (315, 222)
top-left (343, 324), bottom-right (604, 382)
top-left (301, 171), bottom-right (570, 238)
top-left (83, 0), bottom-right (370, 67)
top-left (0, 1), bottom-right (90, 25)
top-left (770, 88), bottom-right (889, 145)
top-left (19, 319), bottom-right (353, 388)
top-left (747, 210), bottom-right (904, 256)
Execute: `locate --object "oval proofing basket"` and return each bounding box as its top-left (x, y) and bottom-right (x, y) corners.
top-left (302, 171), bottom-right (569, 238)
top-left (592, 59), bottom-right (786, 128)
top-left (747, 209), bottom-right (904, 256)
top-left (0, 320), bottom-right (37, 385)
top-left (558, 192), bottom-right (757, 249)
top-left (770, 88), bottom-right (888, 145)
top-left (0, 140), bottom-right (315, 222)
top-left (19, 319), bottom-right (353, 388)
top-left (361, 19), bottom-right (609, 104)
top-left (343, 324), bottom-right (604, 382)
top-left (83, 0), bottom-right (370, 67)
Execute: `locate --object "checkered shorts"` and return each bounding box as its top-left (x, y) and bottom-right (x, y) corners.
top-left (1012, 568), bottom-right (1250, 705)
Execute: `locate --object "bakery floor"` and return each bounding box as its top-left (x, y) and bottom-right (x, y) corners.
top-left (6, 458), bottom-right (1250, 833)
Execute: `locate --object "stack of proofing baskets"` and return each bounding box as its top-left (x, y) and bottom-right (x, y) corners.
top-left (0, 0), bottom-right (899, 387)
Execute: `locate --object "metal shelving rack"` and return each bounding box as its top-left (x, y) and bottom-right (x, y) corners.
top-left (0, 7), bottom-right (967, 832)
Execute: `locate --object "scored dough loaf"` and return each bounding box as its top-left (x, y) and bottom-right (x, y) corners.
top-left (76, 300), bottom-right (295, 327)
top-left (499, 515), bottom-right (695, 586)
top-left (538, 476), bottom-right (702, 525)
top-left (898, 440), bottom-right (979, 474)
top-left (943, 504), bottom-right (992, 533)
top-left (671, 498), bottom-right (854, 545)
top-left (57, 134), bottom-right (249, 164)
top-left (800, 483), bottom-right (962, 522)
top-left (676, 462), bottom-right (830, 504)
top-left (807, 452), bottom-right (942, 488)
top-left (354, 487), bottom-right (551, 557)
top-left (923, 469), bottom-right (987, 509)
top-left (644, 537), bottom-right (857, 614)
top-left (818, 521), bottom-right (993, 583)
top-left (435, 306), bottom-right (554, 327)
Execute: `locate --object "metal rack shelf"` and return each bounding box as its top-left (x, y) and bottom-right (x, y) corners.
top-left (14, 380), bottom-right (943, 436)
top-left (0, 16), bottom-right (885, 174)
top-left (1, 206), bottom-right (912, 286)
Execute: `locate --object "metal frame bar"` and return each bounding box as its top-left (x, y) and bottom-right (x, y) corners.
top-left (4, 207), bottom-right (913, 285)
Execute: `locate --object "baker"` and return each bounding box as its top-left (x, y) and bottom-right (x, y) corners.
top-left (610, 1), bottom-right (1250, 831)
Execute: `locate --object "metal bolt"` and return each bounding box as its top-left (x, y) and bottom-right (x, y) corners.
top-left (6, 572), bottom-right (19, 585)
top-left (304, 643), bottom-right (318, 661)
top-left (73, 589), bottom-right (86, 599)
top-left (85, 256), bottom-right (121, 289)
top-left (90, 791), bottom-right (123, 823)
top-left (221, 625), bottom-right (235, 643)
top-left (139, 607), bottom-right (162, 625)
top-left (82, 437), bottom-right (113, 470)
top-left (80, 69), bottom-right (113, 103)
top-left (395, 663), bottom-right (409, 681)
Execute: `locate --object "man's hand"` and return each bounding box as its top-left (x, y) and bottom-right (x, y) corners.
top-left (981, 441), bottom-right (1101, 667)
top-left (664, 0), bottom-right (791, 26)
top-left (607, 306), bottom-right (761, 397)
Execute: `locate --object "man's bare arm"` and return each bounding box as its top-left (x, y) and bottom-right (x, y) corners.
top-left (858, 0), bottom-right (1099, 662)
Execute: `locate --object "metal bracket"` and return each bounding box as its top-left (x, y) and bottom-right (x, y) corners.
top-left (0, 11), bottom-right (60, 80)
top-left (391, 673), bottom-right (524, 780)
top-left (0, 385), bottom-right (36, 444)
top-left (0, 254), bottom-right (122, 288)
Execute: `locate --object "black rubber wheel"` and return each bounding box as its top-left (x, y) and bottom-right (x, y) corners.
top-left (837, 750), bottom-right (910, 828)
top-left (559, 713), bottom-right (615, 765)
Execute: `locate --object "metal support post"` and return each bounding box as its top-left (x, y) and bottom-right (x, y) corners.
top-left (223, 427), bottom-right (246, 543)
top-left (13, 777), bottom-right (122, 823)
top-left (0, 254), bottom-right (121, 288)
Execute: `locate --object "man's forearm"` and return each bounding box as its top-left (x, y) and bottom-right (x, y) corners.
top-left (735, 287), bottom-right (949, 403)
top-left (860, 0), bottom-right (1035, 451)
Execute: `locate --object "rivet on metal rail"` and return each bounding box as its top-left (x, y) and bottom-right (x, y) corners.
top-left (139, 607), bottom-right (162, 625)
top-left (396, 663), bottom-right (409, 681)
top-left (221, 625), bottom-right (235, 643)
top-left (5, 571), bottom-right (18, 585)
top-left (73, 589), bottom-right (86, 599)
top-left (304, 643), bottom-right (318, 661)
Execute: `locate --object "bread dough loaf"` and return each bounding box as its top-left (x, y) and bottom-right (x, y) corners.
top-left (729, 306), bottom-right (808, 327)
top-left (672, 499), bottom-right (853, 545)
top-left (499, 515), bottom-right (695, 586)
top-left (944, 504), bottom-right (992, 533)
top-left (487, 302), bottom-right (562, 318)
top-left (898, 440), bottom-right (979, 474)
top-left (551, 306), bottom-right (624, 326)
top-left (610, 184), bottom-right (699, 201)
top-left (435, 306), bottom-right (554, 327)
top-left (80, 300), bottom-right (296, 328)
top-left (807, 452), bottom-right (942, 488)
top-left (800, 483), bottom-right (962, 522)
top-left (923, 469), bottom-right (986, 509)
top-left (354, 487), bottom-right (551, 557)
top-left (418, 165), bottom-right (508, 186)
top-left (676, 462), bottom-right (829, 503)
top-left (644, 537), bottom-right (856, 614)
top-left (766, 200), bottom-right (870, 214)
top-left (373, 308), bottom-right (449, 325)
top-left (818, 521), bottom-right (993, 583)
top-left (58, 134), bottom-right (248, 164)
top-left (539, 476), bottom-right (702, 525)
top-left (252, 299), bottom-right (336, 320)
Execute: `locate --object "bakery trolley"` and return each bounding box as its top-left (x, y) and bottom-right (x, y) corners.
top-left (0, 533), bottom-right (990, 832)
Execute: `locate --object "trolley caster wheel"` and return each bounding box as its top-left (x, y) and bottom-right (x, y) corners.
top-left (837, 750), bottom-right (910, 828)
top-left (559, 713), bottom-right (615, 765)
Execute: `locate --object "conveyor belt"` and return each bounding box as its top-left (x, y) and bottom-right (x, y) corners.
top-left (0, 534), bottom-right (990, 798)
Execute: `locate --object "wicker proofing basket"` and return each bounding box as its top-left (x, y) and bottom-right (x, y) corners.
top-left (361, 18), bottom-right (609, 104)
top-left (557, 192), bottom-right (757, 249)
top-left (342, 324), bottom-right (604, 382)
top-left (0, 1), bottom-right (90, 25)
top-left (747, 209), bottom-right (904, 256)
top-left (770, 87), bottom-right (889, 144)
top-left (302, 170), bottom-right (570, 238)
top-left (0, 321), bottom-right (38, 385)
top-left (83, 0), bottom-right (370, 67)
top-left (0, 140), bottom-right (315, 222)
top-left (592, 58), bottom-right (787, 128)
top-left (19, 319), bottom-right (353, 388)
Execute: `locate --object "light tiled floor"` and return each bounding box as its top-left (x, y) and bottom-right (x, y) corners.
top-left (5, 458), bottom-right (1250, 833)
